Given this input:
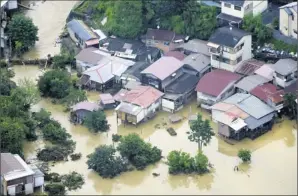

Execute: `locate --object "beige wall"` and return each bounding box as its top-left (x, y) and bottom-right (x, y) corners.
top-left (279, 8), bottom-right (298, 39)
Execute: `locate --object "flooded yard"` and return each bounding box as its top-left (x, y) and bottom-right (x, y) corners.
top-left (12, 1), bottom-right (297, 195)
top-left (13, 65), bottom-right (297, 195)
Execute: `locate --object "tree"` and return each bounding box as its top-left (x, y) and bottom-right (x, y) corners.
top-left (272, 17), bottom-right (279, 30)
top-left (45, 183), bottom-right (66, 196)
top-left (238, 149), bottom-right (251, 162)
top-left (167, 150), bottom-right (194, 174)
top-left (193, 152), bottom-right (209, 174)
top-left (61, 171), bottom-right (85, 191)
top-left (33, 108), bottom-right (52, 128)
top-left (242, 14), bottom-right (273, 44)
top-left (60, 88), bottom-right (87, 108)
top-left (52, 54), bottom-right (74, 70)
top-left (0, 68), bottom-right (17, 96)
top-left (117, 133), bottom-right (162, 170)
top-left (284, 93), bottom-right (297, 120)
top-left (17, 78), bottom-right (40, 106)
top-left (87, 145), bottom-right (129, 178)
top-left (83, 110), bottom-right (110, 133)
top-left (38, 69), bottom-right (71, 99)
top-left (7, 14), bottom-right (38, 54)
top-left (187, 114), bottom-right (214, 152)
top-left (41, 122), bottom-right (71, 144)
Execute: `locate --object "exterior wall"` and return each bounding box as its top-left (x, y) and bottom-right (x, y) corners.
top-left (144, 98), bottom-right (162, 117)
top-left (221, 2), bottom-right (245, 18)
top-left (197, 92), bottom-right (217, 109)
top-left (6, 175), bottom-right (34, 196)
top-left (279, 7), bottom-right (297, 38)
top-left (162, 98), bottom-right (175, 111)
top-left (217, 82), bottom-right (236, 101)
top-left (252, 0), bottom-right (268, 16)
top-left (34, 176), bottom-right (44, 188)
top-left (141, 73), bottom-right (162, 90)
top-left (74, 109), bottom-right (90, 120)
top-left (273, 72), bottom-right (297, 88)
top-left (161, 68), bottom-right (184, 90)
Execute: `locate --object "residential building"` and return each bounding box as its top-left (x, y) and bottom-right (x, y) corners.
top-left (196, 69), bottom-right (242, 110)
top-left (99, 37), bottom-right (161, 62)
top-left (271, 59), bottom-right (297, 88)
top-left (174, 39), bottom-right (210, 56)
top-left (141, 56), bottom-right (184, 91)
top-left (182, 53), bottom-right (211, 78)
top-left (162, 73), bottom-right (200, 113)
top-left (99, 93), bottom-right (116, 109)
top-left (141, 28), bottom-right (188, 52)
top-left (115, 85), bottom-right (164, 125)
top-left (250, 83), bottom-right (285, 111)
top-left (235, 59), bottom-right (265, 76)
top-left (70, 101), bottom-right (102, 123)
top-left (1, 153), bottom-right (44, 196)
top-left (217, 0), bottom-right (268, 27)
top-left (207, 26), bottom-right (252, 72)
top-left (211, 93), bottom-right (276, 140)
top-left (254, 63), bottom-right (275, 81)
top-left (164, 51), bottom-right (186, 61)
top-left (235, 74), bottom-right (270, 93)
top-left (67, 19), bottom-right (99, 49)
top-left (279, 2), bottom-right (297, 39)
top-left (120, 61), bottom-right (150, 85)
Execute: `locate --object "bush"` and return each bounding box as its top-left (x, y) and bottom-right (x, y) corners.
top-left (272, 17), bottom-right (279, 30)
top-left (112, 134), bottom-right (122, 142)
top-left (238, 149), bottom-right (251, 162)
top-left (166, 127), bottom-right (177, 136)
top-left (37, 144), bottom-right (74, 162)
top-left (61, 171), bottom-right (85, 191)
top-left (41, 121), bottom-right (70, 144)
top-left (83, 110), bottom-right (110, 133)
top-left (117, 133), bottom-right (162, 170)
top-left (45, 183), bottom-right (66, 196)
top-left (44, 172), bottom-right (62, 182)
top-left (70, 153), bottom-right (82, 161)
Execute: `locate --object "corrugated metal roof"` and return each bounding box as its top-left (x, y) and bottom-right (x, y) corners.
top-left (176, 39), bottom-right (210, 56)
top-left (113, 89), bottom-right (129, 102)
top-left (254, 64), bottom-right (274, 80)
top-left (235, 75), bottom-right (270, 92)
top-left (67, 19), bottom-right (97, 41)
top-left (235, 59), bottom-right (265, 76)
top-left (164, 51), bottom-right (185, 61)
top-left (75, 47), bottom-right (106, 65)
top-left (71, 101), bottom-right (101, 112)
top-left (245, 113), bottom-right (275, 130)
top-left (271, 59), bottom-right (297, 75)
top-left (100, 93), bottom-right (115, 105)
top-left (116, 102), bottom-right (142, 116)
top-left (280, 2), bottom-right (297, 13)
top-left (250, 83), bottom-right (284, 104)
top-left (183, 53), bottom-right (210, 72)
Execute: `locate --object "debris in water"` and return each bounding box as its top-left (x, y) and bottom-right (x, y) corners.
top-left (152, 173), bottom-right (160, 177)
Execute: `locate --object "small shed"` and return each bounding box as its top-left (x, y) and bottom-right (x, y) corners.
top-left (99, 93), bottom-right (116, 109)
top-left (70, 101), bottom-right (102, 123)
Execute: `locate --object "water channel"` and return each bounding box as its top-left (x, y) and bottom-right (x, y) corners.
top-left (10, 1), bottom-right (298, 195)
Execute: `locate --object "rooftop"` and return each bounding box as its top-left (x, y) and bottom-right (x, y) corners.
top-left (279, 2), bottom-right (297, 13)
top-left (121, 61), bottom-right (151, 81)
top-left (183, 53), bottom-right (211, 72)
top-left (250, 83), bottom-right (285, 104)
top-left (196, 70), bottom-right (242, 96)
top-left (284, 81), bottom-right (297, 94)
top-left (116, 102), bottom-right (142, 116)
top-left (144, 28), bottom-right (186, 42)
top-left (113, 89), bottom-right (129, 102)
top-left (235, 75), bottom-right (270, 92)
top-left (254, 64), bottom-right (275, 80)
top-left (235, 59), bottom-right (265, 76)
top-left (271, 59), bottom-right (297, 75)
top-left (71, 101), bottom-right (101, 112)
top-left (141, 56), bottom-right (184, 80)
top-left (208, 26), bottom-right (251, 48)
top-left (100, 93), bottom-right (115, 105)
top-left (67, 19), bottom-right (97, 41)
top-left (175, 39), bottom-right (210, 56)
top-left (164, 51), bottom-right (186, 61)
top-left (165, 73), bottom-right (200, 94)
top-left (75, 47), bottom-right (106, 65)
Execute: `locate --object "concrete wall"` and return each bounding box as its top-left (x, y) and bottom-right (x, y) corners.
top-left (34, 176), bottom-right (44, 188)
top-left (280, 7), bottom-right (297, 39)
top-left (221, 1), bottom-right (245, 18)
top-left (252, 0), bottom-right (268, 16)
top-left (273, 72), bottom-right (297, 88)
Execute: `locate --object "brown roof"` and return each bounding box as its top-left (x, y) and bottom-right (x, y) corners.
top-left (196, 70), bottom-right (242, 96)
top-left (141, 56), bottom-right (184, 80)
top-left (235, 59), bottom-right (265, 76)
top-left (145, 28), bottom-right (185, 42)
top-left (164, 51), bottom-right (185, 61)
top-left (1, 153), bottom-right (25, 175)
top-left (250, 83), bottom-right (284, 104)
top-left (122, 85), bottom-right (164, 108)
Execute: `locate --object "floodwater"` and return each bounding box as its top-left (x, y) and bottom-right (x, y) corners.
top-left (13, 65), bottom-right (297, 195)
top-left (13, 1), bottom-right (297, 195)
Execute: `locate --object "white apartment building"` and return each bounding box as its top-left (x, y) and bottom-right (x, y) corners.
top-left (217, 0), bottom-right (268, 27)
top-left (207, 26), bottom-right (252, 72)
top-left (279, 2), bottom-right (297, 39)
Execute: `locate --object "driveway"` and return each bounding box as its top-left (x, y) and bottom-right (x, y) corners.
top-left (262, 3), bottom-right (279, 25)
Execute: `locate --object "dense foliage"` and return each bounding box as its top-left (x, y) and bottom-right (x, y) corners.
top-left (0, 67), bottom-right (16, 96)
top-left (45, 183), bottom-right (66, 196)
top-left (52, 54), bottom-right (74, 70)
top-left (61, 171), bottom-right (85, 191)
top-left (187, 114), bottom-right (214, 152)
top-left (87, 145), bottom-right (129, 178)
top-left (83, 110), bottom-right (110, 133)
top-left (7, 14), bottom-right (38, 55)
top-left (41, 121), bottom-right (71, 144)
top-left (238, 149), bottom-right (251, 162)
top-left (117, 133), bottom-right (162, 170)
top-left (60, 88), bottom-right (87, 108)
top-left (167, 150), bottom-right (209, 175)
top-left (283, 93), bottom-right (297, 120)
top-left (38, 69), bottom-right (72, 99)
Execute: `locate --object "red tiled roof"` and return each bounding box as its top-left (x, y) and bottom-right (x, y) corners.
top-left (196, 70), bottom-right (242, 96)
top-left (164, 51), bottom-right (186, 61)
top-left (250, 83), bottom-right (285, 103)
top-left (123, 85), bottom-right (164, 108)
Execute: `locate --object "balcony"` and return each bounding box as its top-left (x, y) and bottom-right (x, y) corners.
top-left (207, 42), bottom-right (221, 54)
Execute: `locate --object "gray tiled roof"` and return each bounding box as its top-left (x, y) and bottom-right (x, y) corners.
top-left (67, 19), bottom-right (97, 41)
top-left (1, 153), bottom-right (25, 175)
top-left (176, 39), bottom-right (210, 56)
top-left (183, 53), bottom-right (211, 72)
top-left (223, 93), bottom-right (275, 119)
top-left (235, 75), bottom-right (270, 92)
top-left (271, 59), bottom-right (297, 76)
top-left (245, 113), bottom-right (275, 130)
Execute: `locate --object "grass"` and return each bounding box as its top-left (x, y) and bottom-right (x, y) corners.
top-left (270, 38), bottom-right (297, 53)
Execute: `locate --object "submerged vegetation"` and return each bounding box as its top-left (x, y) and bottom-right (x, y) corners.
top-left (238, 149), bottom-right (252, 163)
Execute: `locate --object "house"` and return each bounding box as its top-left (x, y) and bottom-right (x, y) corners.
top-left (99, 37), bottom-right (161, 62)
top-left (115, 85), bottom-right (164, 125)
top-left (1, 153), bottom-right (44, 196)
top-left (141, 28), bottom-right (188, 52)
top-left (234, 74), bottom-right (270, 93)
top-left (235, 59), bottom-right (265, 76)
top-left (164, 51), bottom-right (186, 61)
top-left (174, 39), bottom-right (210, 56)
top-left (182, 53), bottom-right (211, 78)
top-left (279, 2), bottom-right (297, 39)
top-left (207, 26), bottom-right (252, 72)
top-left (211, 93), bottom-right (275, 140)
top-left (99, 93), bottom-right (116, 109)
top-left (67, 19), bottom-right (99, 49)
top-left (162, 73), bottom-right (200, 113)
top-left (217, 0), bottom-right (268, 27)
top-left (120, 61), bottom-right (150, 85)
top-left (141, 56), bottom-right (184, 91)
top-left (254, 63), bottom-right (275, 81)
top-left (113, 89), bottom-right (129, 104)
top-left (271, 59), bottom-right (297, 88)
top-left (70, 101), bottom-right (102, 123)
top-left (124, 80), bottom-right (142, 91)
top-left (196, 69), bottom-right (242, 110)
top-left (250, 83), bottom-right (285, 112)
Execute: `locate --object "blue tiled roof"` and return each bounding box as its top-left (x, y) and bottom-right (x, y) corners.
top-left (67, 19), bottom-right (96, 41)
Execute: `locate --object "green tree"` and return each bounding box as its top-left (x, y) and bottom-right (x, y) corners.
top-left (60, 88), bottom-right (87, 108)
top-left (61, 171), bottom-right (85, 191)
top-left (7, 14), bottom-right (38, 54)
top-left (83, 110), bottom-right (110, 133)
top-left (167, 150), bottom-right (194, 174)
top-left (45, 183), bottom-right (66, 196)
top-left (284, 93), bottom-right (297, 120)
top-left (41, 122), bottom-right (71, 144)
top-left (272, 17), bottom-right (279, 30)
top-left (52, 54), bottom-right (73, 70)
top-left (238, 149), bottom-right (251, 162)
top-left (187, 114), bottom-right (214, 152)
top-left (38, 69), bottom-right (71, 99)
top-left (193, 152), bottom-right (209, 174)
top-left (87, 145), bottom-right (129, 178)
top-left (33, 108), bottom-right (52, 128)
top-left (17, 78), bottom-right (40, 106)
top-left (0, 68), bottom-right (17, 96)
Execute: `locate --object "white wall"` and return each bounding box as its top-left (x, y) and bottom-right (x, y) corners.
top-left (7, 186), bottom-right (15, 196)
top-left (273, 73), bottom-right (297, 88)
top-left (280, 7), bottom-right (298, 38)
top-left (25, 183), bottom-right (33, 195)
top-left (252, 0), bottom-right (268, 15)
top-left (34, 177), bottom-right (44, 188)
top-left (218, 82), bottom-right (236, 101)
top-left (221, 2), bottom-right (245, 18)
top-left (162, 98), bottom-right (175, 111)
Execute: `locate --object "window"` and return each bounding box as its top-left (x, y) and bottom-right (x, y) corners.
top-left (234, 6), bottom-right (241, 11)
top-left (224, 3), bottom-right (231, 8)
top-left (236, 56), bottom-right (242, 63)
top-left (164, 41), bottom-right (170, 46)
top-left (292, 15), bottom-right (294, 21)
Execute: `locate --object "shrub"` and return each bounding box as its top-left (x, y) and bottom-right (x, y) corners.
top-left (44, 172), bottom-right (62, 182)
top-left (61, 171), bottom-right (85, 191)
top-left (45, 183), bottom-right (66, 196)
top-left (70, 153), bottom-right (82, 161)
top-left (83, 110), bottom-right (110, 133)
top-left (112, 134), bottom-right (122, 142)
top-left (238, 149), bottom-right (251, 162)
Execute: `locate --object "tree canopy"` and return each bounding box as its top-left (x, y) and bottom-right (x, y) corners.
top-left (283, 93), bottom-right (297, 120)
top-left (238, 149), bottom-right (251, 162)
top-left (83, 110), bottom-right (110, 133)
top-left (7, 14), bottom-right (38, 55)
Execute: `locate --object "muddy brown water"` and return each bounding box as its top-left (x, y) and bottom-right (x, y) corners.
top-left (12, 65), bottom-right (297, 195)
top-left (11, 1), bottom-right (297, 194)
